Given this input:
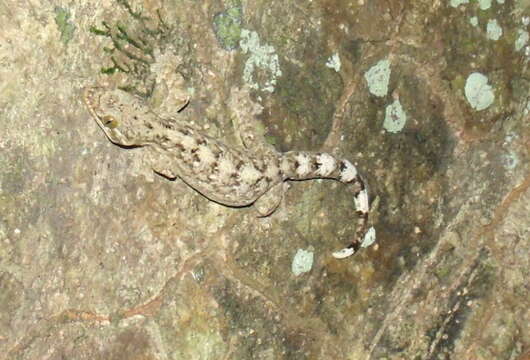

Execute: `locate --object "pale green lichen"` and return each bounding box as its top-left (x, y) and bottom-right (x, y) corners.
top-left (383, 99), bottom-right (407, 133)
top-left (502, 152), bottom-right (519, 170)
top-left (478, 0), bottom-right (492, 10)
top-left (464, 72), bottom-right (495, 111)
top-left (291, 249), bottom-right (314, 276)
top-left (54, 7), bottom-right (76, 45)
top-left (449, 0), bottom-right (469, 8)
top-left (325, 53), bottom-right (341, 72)
top-left (515, 29), bottom-right (529, 51)
top-left (364, 59), bottom-right (391, 98)
top-left (240, 29), bottom-right (282, 93)
top-left (213, 6), bottom-right (242, 50)
top-left (470, 16), bottom-right (479, 27)
top-left (486, 19), bottom-right (502, 41)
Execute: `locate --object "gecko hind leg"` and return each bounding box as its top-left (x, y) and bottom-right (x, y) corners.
top-left (254, 182), bottom-right (287, 217)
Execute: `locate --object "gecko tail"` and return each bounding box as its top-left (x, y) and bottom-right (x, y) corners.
top-left (331, 184), bottom-right (369, 259)
top-left (332, 247), bottom-right (356, 259)
top-left (281, 151), bottom-right (370, 259)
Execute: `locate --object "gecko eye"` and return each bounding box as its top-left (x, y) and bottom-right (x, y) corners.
top-left (101, 115), bottom-right (118, 129)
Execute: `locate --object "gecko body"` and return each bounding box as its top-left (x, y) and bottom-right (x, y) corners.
top-left (84, 87), bottom-right (369, 258)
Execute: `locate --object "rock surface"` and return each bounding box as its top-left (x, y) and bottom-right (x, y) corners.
top-left (1, 1), bottom-right (528, 359)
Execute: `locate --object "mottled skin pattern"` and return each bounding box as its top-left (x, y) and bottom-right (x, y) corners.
top-left (84, 86), bottom-right (369, 258)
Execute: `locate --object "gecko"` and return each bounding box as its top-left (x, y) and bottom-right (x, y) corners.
top-left (83, 86), bottom-right (369, 259)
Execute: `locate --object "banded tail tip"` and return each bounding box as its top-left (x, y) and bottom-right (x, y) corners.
top-left (333, 227), bottom-right (376, 259)
top-left (332, 247), bottom-right (355, 259)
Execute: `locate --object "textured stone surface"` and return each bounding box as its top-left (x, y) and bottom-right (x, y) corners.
top-left (0, 1), bottom-right (528, 359)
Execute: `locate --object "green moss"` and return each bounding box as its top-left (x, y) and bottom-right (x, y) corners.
top-left (434, 262), bottom-right (453, 281)
top-left (264, 134), bottom-right (279, 147)
top-left (213, 5), bottom-right (243, 50)
top-left (54, 7), bottom-right (76, 45)
top-left (86, 1), bottom-right (179, 96)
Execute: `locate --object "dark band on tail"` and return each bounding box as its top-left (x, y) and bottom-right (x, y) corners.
top-left (281, 152), bottom-right (369, 259)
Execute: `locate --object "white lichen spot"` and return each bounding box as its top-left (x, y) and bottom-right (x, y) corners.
top-left (383, 99), bottom-right (407, 133)
top-left (325, 53), bottom-right (341, 72)
top-left (295, 153), bottom-right (311, 176)
top-left (478, 0), bottom-right (492, 10)
top-left (240, 29), bottom-right (282, 93)
top-left (339, 160), bottom-right (357, 183)
top-left (291, 249), bottom-right (314, 276)
top-left (469, 16), bottom-right (478, 27)
top-left (496, 0), bottom-right (504, 3)
top-left (316, 153), bottom-right (336, 176)
top-left (361, 227), bottom-right (376, 248)
top-left (502, 152), bottom-right (519, 170)
top-left (523, 17), bottom-right (530, 26)
top-left (515, 29), bottom-right (529, 51)
top-left (449, 0), bottom-right (469, 7)
top-left (364, 59), bottom-right (391, 97)
top-left (464, 72), bottom-right (495, 111)
top-left (486, 19), bottom-right (502, 41)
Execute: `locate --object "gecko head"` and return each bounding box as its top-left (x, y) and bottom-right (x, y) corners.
top-left (83, 87), bottom-right (151, 147)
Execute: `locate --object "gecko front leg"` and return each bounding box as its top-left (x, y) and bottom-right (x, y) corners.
top-left (254, 182), bottom-right (289, 217)
top-left (228, 86), bottom-right (277, 156)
